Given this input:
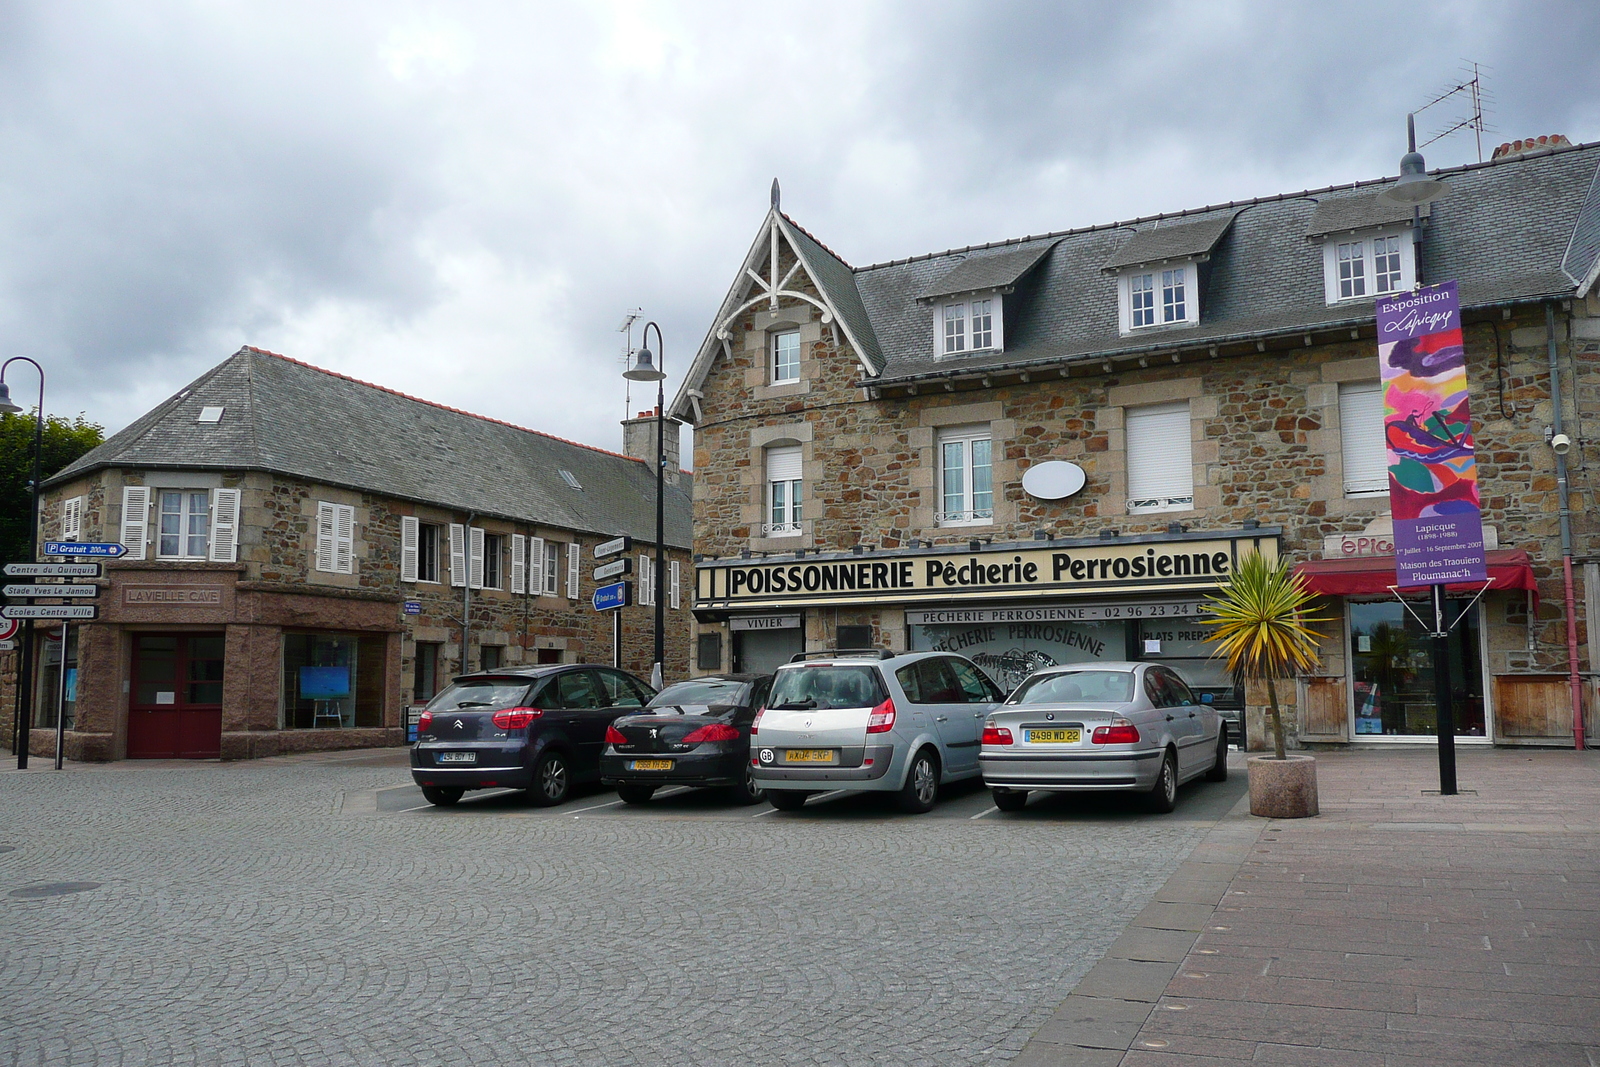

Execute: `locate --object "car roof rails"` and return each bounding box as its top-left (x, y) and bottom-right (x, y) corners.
top-left (787, 648), bottom-right (898, 663)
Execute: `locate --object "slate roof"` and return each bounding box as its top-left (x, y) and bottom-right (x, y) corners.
top-left (779, 215), bottom-right (883, 372)
top-left (917, 241), bottom-right (1059, 300)
top-left (47, 348), bottom-right (693, 548)
top-left (1099, 212), bottom-right (1238, 271)
top-left (674, 140), bottom-right (1600, 408)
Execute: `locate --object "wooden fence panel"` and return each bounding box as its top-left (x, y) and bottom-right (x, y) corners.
top-left (1493, 675), bottom-right (1573, 739)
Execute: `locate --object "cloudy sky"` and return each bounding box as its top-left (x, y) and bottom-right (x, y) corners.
top-left (2, 1), bottom-right (1596, 457)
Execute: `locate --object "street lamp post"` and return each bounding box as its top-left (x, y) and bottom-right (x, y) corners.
top-left (623, 324), bottom-right (667, 686)
top-left (0, 357), bottom-right (46, 770)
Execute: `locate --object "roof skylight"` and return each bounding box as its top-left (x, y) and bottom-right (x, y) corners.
top-left (559, 469), bottom-right (583, 490)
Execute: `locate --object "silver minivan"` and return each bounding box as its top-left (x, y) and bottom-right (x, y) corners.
top-left (750, 650), bottom-right (1005, 813)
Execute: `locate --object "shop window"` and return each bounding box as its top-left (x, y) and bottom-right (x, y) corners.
top-left (1350, 600), bottom-right (1484, 737)
top-left (1126, 402), bottom-right (1193, 513)
top-left (696, 633), bottom-right (723, 671)
top-left (771, 330), bottom-right (800, 384)
top-left (764, 446), bottom-right (803, 537)
top-left (1339, 381), bottom-right (1388, 496)
top-left (837, 624), bottom-right (872, 650)
top-left (414, 642), bottom-right (440, 703)
top-left (33, 627), bottom-right (79, 729)
top-left (282, 633), bottom-right (384, 729)
top-left (936, 426), bottom-right (993, 526)
top-left (483, 533), bottom-right (504, 590)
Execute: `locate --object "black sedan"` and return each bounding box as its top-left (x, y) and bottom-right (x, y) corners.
top-left (411, 664), bottom-right (656, 807)
top-left (600, 673), bottom-right (773, 805)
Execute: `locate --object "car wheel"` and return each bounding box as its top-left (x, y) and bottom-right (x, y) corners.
top-left (1205, 730), bottom-right (1229, 783)
top-left (726, 764), bottom-right (766, 805)
top-left (531, 751), bottom-right (571, 807)
top-left (765, 789), bottom-right (810, 811)
top-left (1145, 749), bottom-right (1178, 814)
top-left (896, 748), bottom-right (940, 814)
top-left (616, 783), bottom-right (656, 805)
top-left (991, 787), bottom-right (1028, 813)
top-left (421, 786), bottom-right (463, 807)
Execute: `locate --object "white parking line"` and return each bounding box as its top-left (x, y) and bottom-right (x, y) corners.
top-left (566, 798), bottom-right (627, 816)
top-left (969, 805), bottom-right (999, 820)
top-left (751, 806), bottom-right (780, 818)
top-left (809, 790), bottom-right (848, 803)
top-left (397, 787), bottom-right (519, 814)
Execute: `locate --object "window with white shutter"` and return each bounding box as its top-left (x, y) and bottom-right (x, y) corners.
top-left (316, 502), bottom-right (355, 574)
top-left (638, 554), bottom-right (653, 606)
top-left (208, 488), bottom-right (240, 563)
top-left (511, 534), bottom-right (527, 594)
top-left (400, 516), bottom-right (420, 583)
top-left (315, 503), bottom-right (336, 572)
top-left (1126, 402), bottom-right (1194, 513)
top-left (566, 542), bottom-right (580, 599)
top-left (468, 526), bottom-right (485, 590)
top-left (448, 523), bottom-right (467, 587)
top-left (62, 496), bottom-right (83, 542)
top-left (120, 487), bottom-right (150, 560)
top-left (670, 560), bottom-right (680, 610)
top-left (1339, 381), bottom-right (1389, 496)
top-left (529, 536), bottom-right (550, 595)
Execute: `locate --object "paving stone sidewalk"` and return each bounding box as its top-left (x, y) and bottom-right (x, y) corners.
top-left (1017, 747), bottom-right (1600, 1066)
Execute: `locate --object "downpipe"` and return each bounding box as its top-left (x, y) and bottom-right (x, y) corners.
top-left (1547, 303), bottom-right (1586, 749)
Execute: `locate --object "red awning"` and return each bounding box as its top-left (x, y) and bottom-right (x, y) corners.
top-left (1293, 549), bottom-right (1538, 607)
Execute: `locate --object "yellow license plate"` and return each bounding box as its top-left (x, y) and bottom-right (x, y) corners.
top-left (631, 759), bottom-right (673, 771)
top-left (1027, 729), bottom-right (1081, 744)
top-left (785, 749), bottom-right (834, 763)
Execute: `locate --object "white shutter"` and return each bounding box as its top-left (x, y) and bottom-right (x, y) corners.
top-left (119, 487), bottom-right (150, 560)
top-left (1126, 402), bottom-right (1193, 510)
top-left (638, 554), bottom-right (652, 605)
top-left (448, 523), bottom-right (467, 587)
top-left (529, 537), bottom-right (547, 594)
top-left (511, 534), bottom-right (527, 594)
top-left (400, 516), bottom-right (419, 583)
top-left (315, 502), bottom-right (337, 572)
top-left (468, 526), bottom-right (485, 590)
top-left (209, 488), bottom-right (240, 563)
top-left (670, 560), bottom-right (680, 610)
top-left (766, 445), bottom-right (802, 483)
top-left (1340, 382), bottom-right (1389, 495)
top-left (62, 496), bottom-right (83, 542)
top-left (334, 504), bottom-right (355, 574)
top-left (566, 542), bottom-right (580, 599)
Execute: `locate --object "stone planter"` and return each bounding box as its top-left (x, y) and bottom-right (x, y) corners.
top-left (1247, 754), bottom-right (1319, 818)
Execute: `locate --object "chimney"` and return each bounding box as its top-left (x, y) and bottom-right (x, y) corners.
top-left (622, 408), bottom-right (682, 486)
top-left (1491, 134), bottom-right (1571, 161)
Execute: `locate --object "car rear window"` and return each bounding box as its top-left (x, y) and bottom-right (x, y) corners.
top-left (767, 665), bottom-right (887, 710)
top-left (1008, 670), bottom-right (1134, 704)
top-left (426, 679), bottom-right (532, 712)
top-left (650, 679), bottom-right (752, 708)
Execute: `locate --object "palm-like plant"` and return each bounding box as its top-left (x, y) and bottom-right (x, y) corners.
top-left (1203, 552), bottom-right (1325, 760)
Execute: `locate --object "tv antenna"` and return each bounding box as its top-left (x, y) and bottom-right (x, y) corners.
top-left (618, 308), bottom-right (643, 417)
top-left (1414, 61), bottom-right (1494, 162)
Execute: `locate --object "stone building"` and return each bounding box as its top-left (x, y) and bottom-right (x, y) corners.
top-left (4, 346), bottom-right (691, 761)
top-left (673, 140), bottom-right (1600, 750)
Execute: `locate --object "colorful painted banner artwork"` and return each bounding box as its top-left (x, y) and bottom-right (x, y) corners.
top-left (1376, 280), bottom-right (1490, 587)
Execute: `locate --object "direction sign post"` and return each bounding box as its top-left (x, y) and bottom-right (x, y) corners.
top-left (593, 557), bottom-right (633, 582)
top-left (4, 562), bottom-right (101, 578)
top-left (594, 536), bottom-right (632, 560)
top-left (42, 542), bottom-right (126, 558)
top-left (0, 605), bottom-right (98, 621)
top-left (3, 584), bottom-right (98, 599)
top-left (591, 579), bottom-right (633, 670)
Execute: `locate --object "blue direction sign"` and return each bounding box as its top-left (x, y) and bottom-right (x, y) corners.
top-left (592, 580), bottom-right (632, 612)
top-left (43, 541), bottom-right (126, 557)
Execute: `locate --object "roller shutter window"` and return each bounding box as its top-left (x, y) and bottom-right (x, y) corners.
top-left (400, 516), bottom-right (420, 583)
top-left (1126, 402), bottom-right (1193, 514)
top-left (1339, 382), bottom-right (1389, 496)
top-left (511, 534), bottom-right (527, 594)
top-left (119, 487), bottom-right (150, 560)
top-left (448, 523), bottom-right (467, 587)
top-left (765, 445), bottom-right (803, 537)
top-left (208, 488), bottom-right (241, 563)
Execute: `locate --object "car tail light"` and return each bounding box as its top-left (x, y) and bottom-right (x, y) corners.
top-left (680, 723), bottom-right (740, 744)
top-left (750, 708), bottom-right (765, 735)
top-left (866, 697), bottom-right (896, 734)
top-left (417, 710), bottom-right (433, 732)
top-left (1091, 719), bottom-right (1141, 745)
top-left (981, 725), bottom-right (1013, 746)
top-left (492, 707), bottom-right (542, 730)
top-left (605, 725), bottom-right (628, 745)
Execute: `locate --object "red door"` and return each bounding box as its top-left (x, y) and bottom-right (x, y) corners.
top-left (128, 633), bottom-right (225, 758)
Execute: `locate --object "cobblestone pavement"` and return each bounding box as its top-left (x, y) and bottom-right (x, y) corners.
top-left (0, 750), bottom-right (1244, 1066)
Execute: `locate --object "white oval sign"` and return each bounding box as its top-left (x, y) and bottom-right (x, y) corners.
top-left (1022, 460), bottom-right (1087, 500)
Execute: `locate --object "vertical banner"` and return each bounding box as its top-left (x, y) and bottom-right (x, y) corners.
top-left (1377, 280), bottom-right (1489, 586)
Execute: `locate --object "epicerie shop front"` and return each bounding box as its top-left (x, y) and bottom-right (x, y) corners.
top-left (693, 526), bottom-right (1279, 702)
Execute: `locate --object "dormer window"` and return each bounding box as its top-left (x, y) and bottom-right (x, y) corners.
top-left (1118, 262), bottom-right (1198, 333)
top-left (1320, 230), bottom-right (1414, 304)
top-left (935, 293), bottom-right (1002, 358)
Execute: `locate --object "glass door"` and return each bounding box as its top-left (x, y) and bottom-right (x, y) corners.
top-left (1348, 600), bottom-right (1486, 739)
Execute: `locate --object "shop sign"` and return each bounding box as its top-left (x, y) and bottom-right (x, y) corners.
top-left (729, 615), bottom-right (802, 631)
top-left (905, 603), bottom-right (1208, 625)
top-left (123, 585), bottom-right (224, 606)
top-left (697, 534), bottom-right (1276, 609)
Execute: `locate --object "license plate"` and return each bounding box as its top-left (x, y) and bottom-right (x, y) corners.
top-left (631, 759), bottom-right (673, 771)
top-left (437, 752), bottom-right (476, 764)
top-left (1026, 729), bottom-right (1081, 744)
top-left (786, 749), bottom-right (834, 763)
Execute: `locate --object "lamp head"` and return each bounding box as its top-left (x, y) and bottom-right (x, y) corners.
top-left (0, 381), bottom-right (21, 415)
top-left (623, 346), bottom-right (666, 382)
